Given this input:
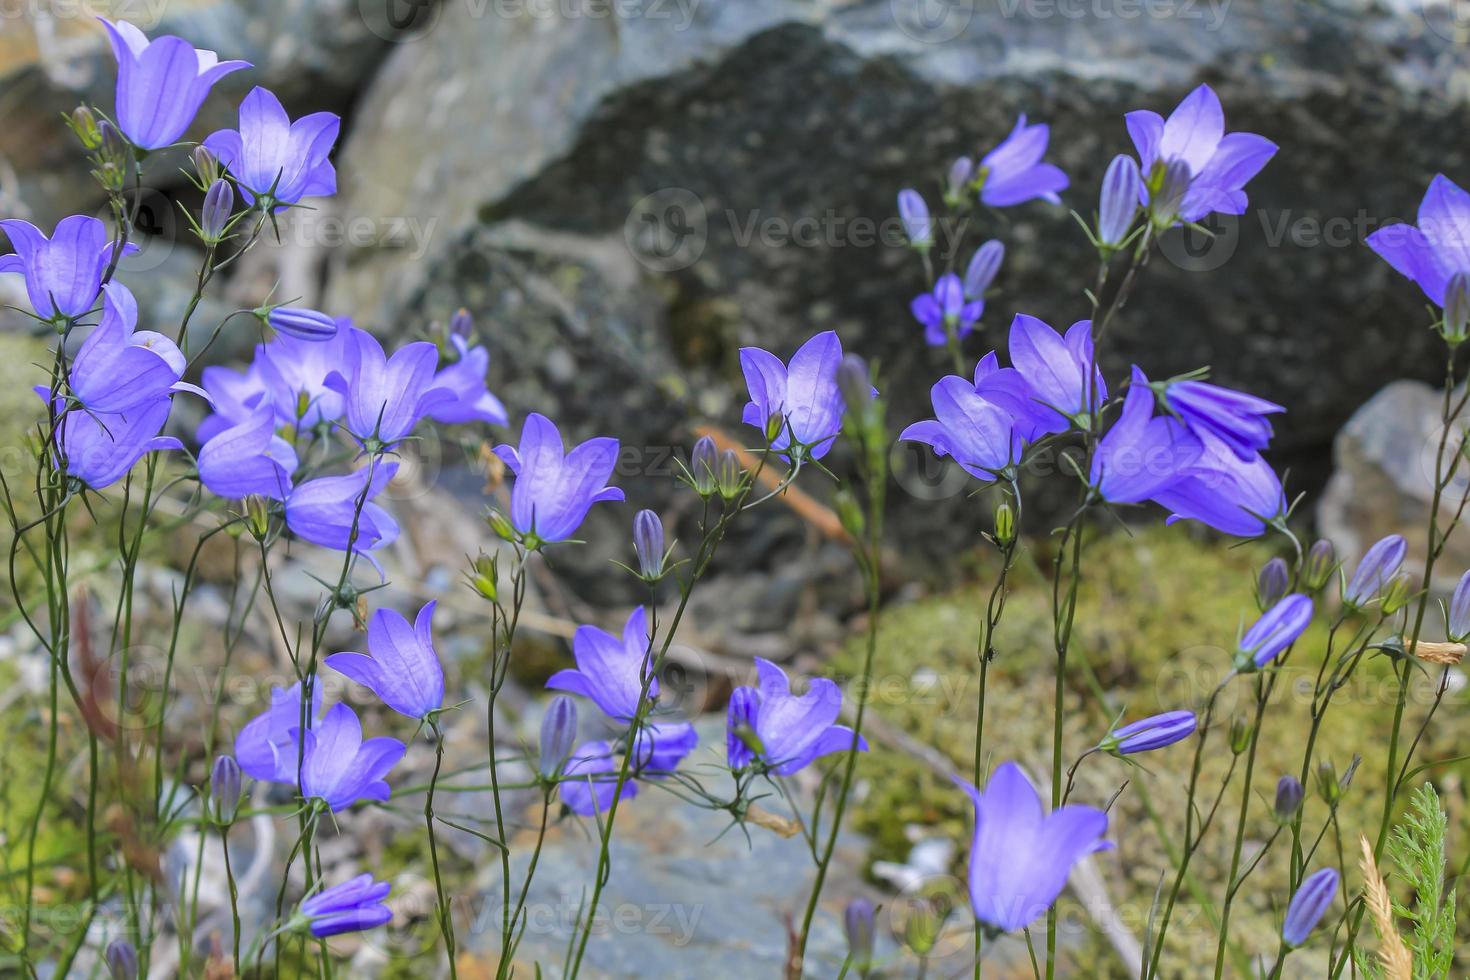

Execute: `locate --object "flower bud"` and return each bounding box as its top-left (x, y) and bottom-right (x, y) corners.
top-left (98, 160), bottom-right (126, 193)
top-left (105, 939), bottom-right (138, 980)
top-left (1444, 272), bottom-right (1470, 344)
top-left (1344, 534), bottom-right (1406, 607)
top-left (211, 754), bottom-right (242, 822)
top-left (1447, 570), bottom-right (1470, 641)
top-left (837, 353), bottom-right (872, 422)
top-left (265, 305), bottom-right (339, 343)
top-left (1315, 760), bottom-right (1340, 805)
top-left (1380, 571), bottom-right (1415, 615)
top-left (468, 551), bottom-right (499, 601)
top-left (70, 106), bottom-right (102, 150)
top-left (1255, 557), bottom-right (1289, 610)
top-left (485, 509), bottom-right (517, 542)
top-left (1283, 868), bottom-right (1339, 948)
top-left (1098, 154), bottom-right (1142, 248)
top-left (192, 145), bottom-right (219, 184)
top-left (632, 509), bottom-right (666, 580)
top-left (200, 179), bottom-right (234, 244)
top-left (993, 500), bottom-right (1015, 548)
top-left (98, 120), bottom-right (126, 163)
top-left (898, 188), bottom-right (933, 249)
top-left (834, 488), bottom-right (865, 540)
top-left (945, 156), bottom-right (975, 204)
top-left (244, 495), bottom-right (271, 541)
top-left (1228, 715), bottom-right (1253, 755)
top-left (1148, 159), bottom-right (1192, 228)
top-left (904, 897), bottom-right (944, 956)
top-left (1302, 538), bottom-right (1336, 593)
top-left (689, 435), bottom-right (718, 496)
top-left (1103, 710), bottom-right (1196, 755)
top-left (716, 449), bottom-right (745, 500)
top-left (844, 898), bottom-right (876, 973)
top-left (1273, 775), bottom-right (1304, 823)
top-left (450, 307), bottom-right (474, 339)
top-left (962, 239), bottom-right (1004, 301)
top-left (538, 696), bottom-right (578, 779)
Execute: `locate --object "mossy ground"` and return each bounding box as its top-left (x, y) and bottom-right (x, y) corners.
top-left (834, 522), bottom-right (1469, 977)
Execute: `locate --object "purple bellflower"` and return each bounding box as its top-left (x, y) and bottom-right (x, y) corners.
top-left (723, 657), bottom-right (866, 776)
top-left (492, 413), bottom-right (623, 544)
top-left (1367, 175), bottom-right (1470, 308)
top-left (974, 115), bottom-right (1068, 207)
top-left (739, 330), bottom-right (850, 460)
top-left (538, 696), bottom-right (578, 778)
top-left (255, 326), bottom-right (353, 428)
top-left (325, 330), bottom-right (452, 448)
top-left (53, 396), bottom-right (181, 490)
top-left (1126, 84), bottom-right (1277, 225)
top-left (198, 403), bottom-right (298, 501)
top-left (1098, 155), bottom-right (1142, 248)
top-left (981, 314), bottom-right (1107, 439)
top-left (66, 282), bottom-right (203, 413)
top-left (957, 762), bottom-right (1112, 933)
top-left (196, 361), bottom-right (268, 443)
top-left (1237, 594), bottom-right (1313, 669)
top-left (99, 18), bottom-right (249, 150)
top-left (284, 462), bottom-right (400, 563)
top-left (299, 702), bottom-right (405, 812)
top-left (204, 87), bottom-right (340, 207)
top-left (632, 720), bottom-right (699, 775)
top-left (299, 874), bottom-right (393, 938)
top-left (1102, 710), bottom-right (1196, 755)
top-left (1282, 867), bottom-right (1339, 947)
top-left (326, 601), bottom-right (445, 721)
top-left (426, 334), bottom-right (508, 426)
top-left (267, 306), bottom-right (338, 342)
top-left (1092, 366), bottom-right (1201, 504)
top-left (560, 740), bottom-right (633, 816)
top-left (234, 681), bottom-right (321, 783)
top-left (546, 606), bottom-right (654, 722)
top-left (1447, 569), bottom-right (1470, 641)
top-left (1151, 430), bottom-right (1287, 537)
top-left (0, 215), bottom-right (135, 320)
top-left (1163, 378), bottom-right (1284, 460)
top-left (911, 273), bottom-right (983, 347)
top-left (1343, 534), bottom-right (1407, 607)
top-left (901, 363), bottom-right (1022, 480)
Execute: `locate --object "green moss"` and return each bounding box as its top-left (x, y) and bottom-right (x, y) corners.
top-left (835, 523), bottom-right (1467, 975)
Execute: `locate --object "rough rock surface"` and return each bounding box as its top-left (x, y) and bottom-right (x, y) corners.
top-left (324, 0), bottom-right (1470, 580)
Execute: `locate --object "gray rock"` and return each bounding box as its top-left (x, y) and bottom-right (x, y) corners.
top-left (324, 0), bottom-right (1469, 583)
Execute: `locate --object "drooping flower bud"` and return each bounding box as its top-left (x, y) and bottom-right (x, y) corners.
top-left (716, 449), bottom-right (745, 500)
top-left (1255, 557), bottom-right (1289, 610)
top-left (689, 435), bottom-right (718, 497)
top-left (1302, 538), bottom-right (1336, 593)
top-left (632, 509), bottom-right (666, 580)
top-left (264, 305), bottom-right (339, 343)
top-left (450, 307), bottom-right (474, 339)
top-left (200, 179), bottom-right (234, 244)
top-left (1344, 534), bottom-right (1406, 607)
top-left (1098, 154), bottom-right (1142, 248)
top-left (844, 898), bottom-right (876, 973)
top-left (105, 939), bottom-right (138, 980)
top-left (898, 188), bottom-right (933, 249)
top-left (1444, 271), bottom-right (1470, 344)
top-left (538, 696), bottom-right (578, 779)
top-left (1448, 569), bottom-right (1470, 641)
top-left (962, 239), bottom-right (1004, 301)
top-left (70, 106), bottom-right (102, 150)
top-left (945, 156), bottom-right (975, 205)
top-left (1273, 775), bottom-right (1304, 823)
top-left (211, 754), bottom-right (242, 822)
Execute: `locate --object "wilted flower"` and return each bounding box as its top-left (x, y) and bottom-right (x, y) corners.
top-left (538, 696), bottom-right (578, 779)
top-left (1367, 175), bottom-right (1470, 310)
top-left (198, 404), bottom-right (298, 501)
top-left (98, 18), bottom-right (249, 150)
top-left (1102, 710), bottom-right (1196, 755)
top-left (957, 762), bottom-right (1111, 933)
top-left (910, 272), bottom-right (982, 347)
top-left (298, 874), bottom-right (392, 937)
top-left (266, 305), bottom-right (338, 343)
top-left (66, 282), bottom-right (198, 413)
top-left (105, 939), bottom-right (138, 980)
top-left (1237, 594), bottom-right (1313, 669)
top-left (0, 215), bottom-right (133, 320)
top-left (739, 331), bottom-right (849, 460)
top-left (1126, 83), bottom-right (1277, 225)
top-left (1344, 534), bottom-right (1407, 607)
top-left (1282, 868), bottom-right (1339, 947)
top-left (901, 362), bottom-right (1022, 481)
top-left (1097, 154), bottom-right (1141, 248)
top-left (326, 601), bottom-right (445, 720)
top-left (1091, 366), bottom-right (1201, 504)
top-left (723, 658), bottom-right (865, 776)
top-left (974, 115), bottom-right (1068, 207)
top-left (546, 606), bottom-right (654, 722)
top-left (1257, 557), bottom-right (1290, 610)
top-left (631, 510), bottom-right (666, 580)
top-left (492, 413), bottom-right (624, 544)
top-left (210, 755), bottom-right (242, 822)
top-left (897, 189), bottom-right (932, 248)
top-left (299, 703), bottom-right (405, 811)
top-left (205, 87), bottom-right (340, 207)
top-left (1273, 775), bottom-right (1304, 823)
top-left (53, 396), bottom-right (182, 491)
top-left (425, 334), bottom-right (508, 426)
